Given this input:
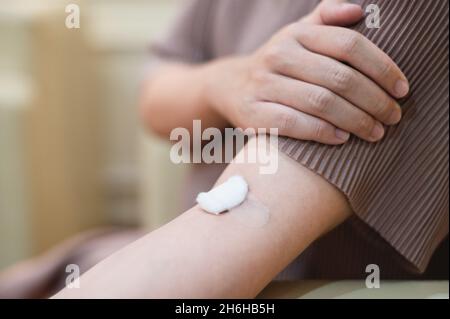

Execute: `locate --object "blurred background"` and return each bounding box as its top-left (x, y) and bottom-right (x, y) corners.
top-left (0, 0), bottom-right (188, 272)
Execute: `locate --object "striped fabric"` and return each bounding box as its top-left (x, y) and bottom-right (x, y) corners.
top-left (279, 0), bottom-right (449, 273)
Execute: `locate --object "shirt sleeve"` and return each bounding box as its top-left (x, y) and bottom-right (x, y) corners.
top-left (150, 0), bottom-right (215, 64)
top-left (278, 0), bottom-right (449, 273)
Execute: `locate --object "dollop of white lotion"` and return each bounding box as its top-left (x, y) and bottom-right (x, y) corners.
top-left (196, 175), bottom-right (249, 215)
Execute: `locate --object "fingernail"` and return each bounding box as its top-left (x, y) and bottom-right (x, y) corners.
top-left (341, 3), bottom-right (362, 12)
top-left (394, 80), bottom-right (409, 97)
top-left (335, 129), bottom-right (350, 142)
top-left (370, 122), bottom-right (385, 141)
top-left (388, 105), bottom-right (402, 124)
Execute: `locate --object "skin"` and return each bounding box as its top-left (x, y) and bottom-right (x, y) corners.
top-left (54, 138), bottom-right (351, 298)
top-left (141, 0), bottom-right (409, 145)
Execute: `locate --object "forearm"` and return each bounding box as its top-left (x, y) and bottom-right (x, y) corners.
top-left (140, 61), bottom-right (230, 138)
top-left (53, 139), bottom-right (351, 299)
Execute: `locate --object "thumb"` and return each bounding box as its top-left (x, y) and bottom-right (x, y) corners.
top-left (320, 0), bottom-right (364, 26)
top-left (301, 0), bottom-right (363, 26)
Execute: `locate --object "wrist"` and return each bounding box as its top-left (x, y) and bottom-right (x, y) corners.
top-left (200, 56), bottom-right (249, 121)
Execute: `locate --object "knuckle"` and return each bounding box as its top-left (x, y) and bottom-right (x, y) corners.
top-left (275, 111), bottom-right (297, 134)
top-left (262, 45), bottom-right (288, 69)
top-left (308, 89), bottom-right (335, 115)
top-left (313, 120), bottom-right (329, 141)
top-left (236, 102), bottom-right (257, 127)
top-left (377, 59), bottom-right (394, 79)
top-left (250, 69), bottom-right (271, 87)
top-left (330, 67), bottom-right (355, 93)
top-left (356, 115), bottom-right (375, 137)
top-left (244, 100), bottom-right (259, 116)
top-left (341, 32), bottom-right (362, 58)
top-left (248, 72), bottom-right (274, 101)
top-left (280, 23), bottom-right (298, 37)
top-left (374, 97), bottom-right (393, 121)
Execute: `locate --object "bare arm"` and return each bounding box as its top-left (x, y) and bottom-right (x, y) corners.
top-left (140, 62), bottom-right (229, 138)
top-left (53, 138), bottom-right (350, 298)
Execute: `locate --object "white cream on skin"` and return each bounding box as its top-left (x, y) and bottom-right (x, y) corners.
top-left (227, 194), bottom-right (270, 228)
top-left (196, 176), bottom-right (271, 228)
top-left (196, 175), bottom-right (249, 215)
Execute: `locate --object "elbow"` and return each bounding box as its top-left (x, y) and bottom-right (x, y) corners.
top-left (139, 100), bottom-right (166, 139)
top-left (139, 82), bottom-right (170, 139)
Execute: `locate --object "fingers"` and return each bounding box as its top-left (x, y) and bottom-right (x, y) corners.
top-left (259, 74), bottom-right (385, 142)
top-left (301, 0), bottom-right (363, 26)
top-left (319, 0), bottom-right (364, 26)
top-left (292, 24), bottom-right (410, 98)
top-left (250, 102), bottom-right (350, 145)
top-left (272, 48), bottom-right (402, 125)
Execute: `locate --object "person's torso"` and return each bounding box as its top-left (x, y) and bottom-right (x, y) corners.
top-left (208, 0), bottom-right (319, 58)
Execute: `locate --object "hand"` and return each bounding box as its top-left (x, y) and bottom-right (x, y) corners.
top-left (204, 0), bottom-right (409, 144)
